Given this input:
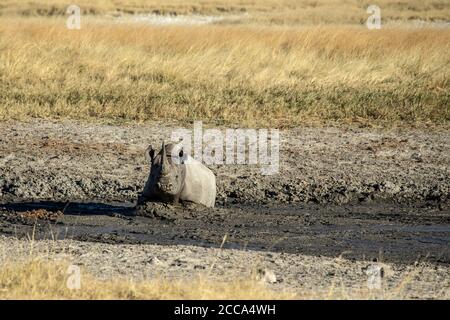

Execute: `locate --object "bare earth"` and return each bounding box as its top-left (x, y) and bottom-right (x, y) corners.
top-left (1, 237), bottom-right (449, 299)
top-left (0, 120), bottom-right (449, 298)
top-left (0, 120), bottom-right (448, 205)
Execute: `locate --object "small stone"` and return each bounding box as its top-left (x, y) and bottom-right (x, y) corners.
top-left (257, 268), bottom-right (277, 284)
top-left (410, 152), bottom-right (423, 162)
top-left (150, 257), bottom-right (164, 265)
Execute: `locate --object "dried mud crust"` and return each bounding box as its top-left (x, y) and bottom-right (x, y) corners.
top-left (0, 120), bottom-right (449, 206)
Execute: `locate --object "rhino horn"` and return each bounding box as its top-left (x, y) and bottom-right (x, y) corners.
top-left (161, 141), bottom-right (169, 173)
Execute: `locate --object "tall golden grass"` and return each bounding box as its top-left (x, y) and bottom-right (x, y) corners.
top-left (1, 17), bottom-right (448, 127)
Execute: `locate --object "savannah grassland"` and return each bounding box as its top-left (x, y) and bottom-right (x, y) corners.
top-left (0, 0), bottom-right (450, 300)
top-left (0, 0), bottom-right (449, 127)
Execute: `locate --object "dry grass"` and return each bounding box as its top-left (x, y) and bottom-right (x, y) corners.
top-left (1, 18), bottom-right (448, 127)
top-left (0, 1), bottom-right (449, 127)
top-left (0, 259), bottom-right (295, 300)
top-left (0, 238), bottom-right (448, 300)
top-left (0, 256), bottom-right (446, 300)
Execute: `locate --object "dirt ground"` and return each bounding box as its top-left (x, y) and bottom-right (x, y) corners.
top-left (1, 236), bottom-right (449, 299)
top-left (0, 120), bottom-right (449, 297)
top-left (0, 120), bottom-right (448, 205)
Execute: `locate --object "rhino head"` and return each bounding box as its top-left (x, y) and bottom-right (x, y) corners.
top-left (138, 141), bottom-right (186, 205)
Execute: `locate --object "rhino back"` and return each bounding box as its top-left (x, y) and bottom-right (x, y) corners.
top-left (180, 157), bottom-right (216, 207)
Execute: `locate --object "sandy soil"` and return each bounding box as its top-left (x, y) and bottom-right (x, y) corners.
top-left (1, 236), bottom-right (448, 299)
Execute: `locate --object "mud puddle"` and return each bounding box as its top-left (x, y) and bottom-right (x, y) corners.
top-left (1, 201), bottom-right (449, 265)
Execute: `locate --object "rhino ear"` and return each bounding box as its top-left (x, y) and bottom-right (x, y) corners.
top-left (145, 145), bottom-right (155, 164)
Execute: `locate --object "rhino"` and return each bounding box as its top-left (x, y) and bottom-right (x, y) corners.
top-left (137, 141), bottom-right (216, 208)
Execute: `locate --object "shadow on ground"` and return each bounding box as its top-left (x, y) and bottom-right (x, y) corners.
top-left (2, 201), bottom-right (135, 217)
top-left (1, 200), bottom-right (449, 265)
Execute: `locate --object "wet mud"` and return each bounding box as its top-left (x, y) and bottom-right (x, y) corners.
top-left (1, 200), bottom-right (449, 265)
top-left (0, 120), bottom-right (449, 266)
